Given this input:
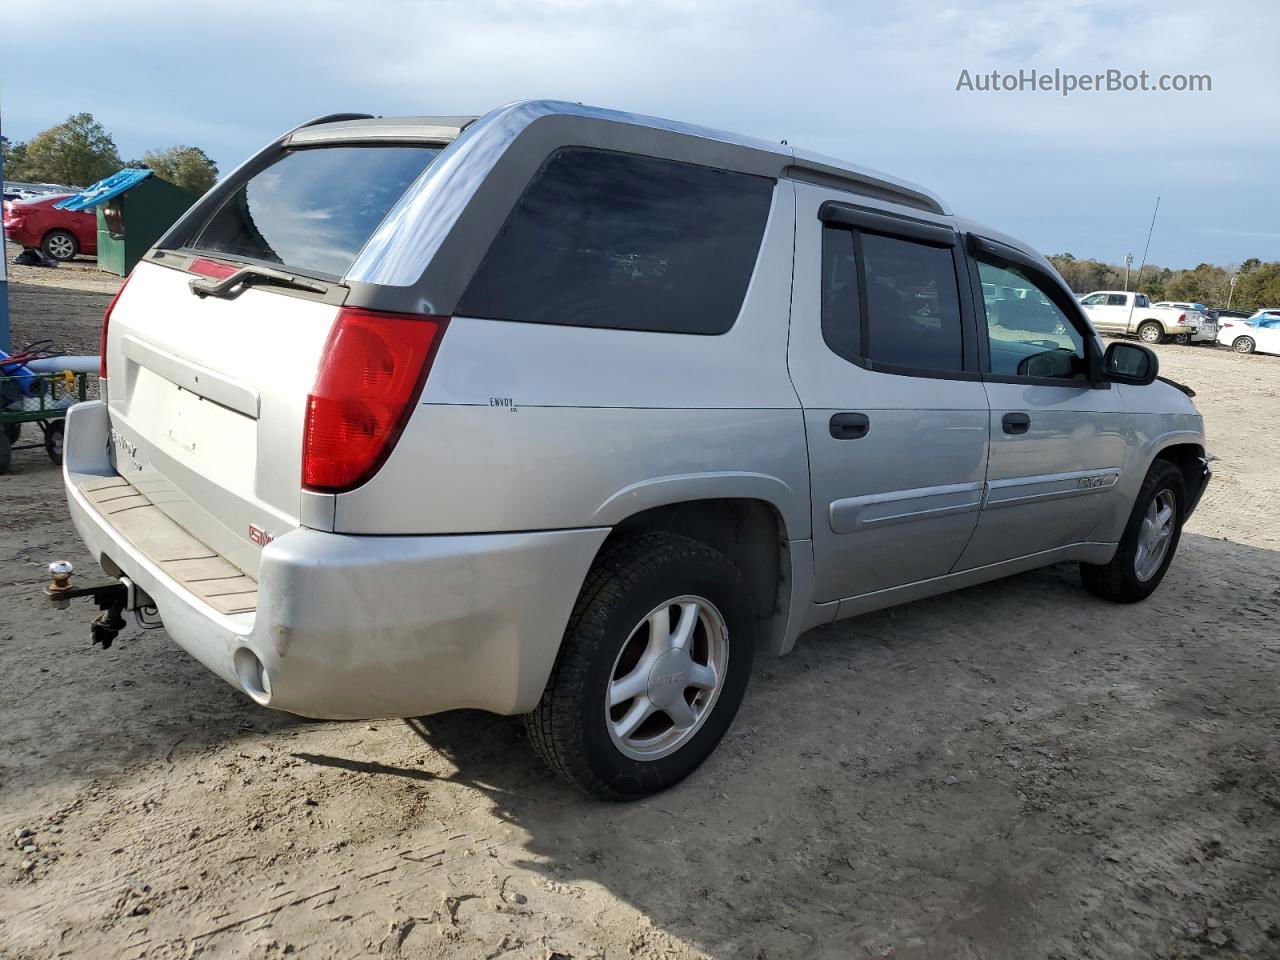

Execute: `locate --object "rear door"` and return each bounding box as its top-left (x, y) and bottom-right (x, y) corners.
top-left (956, 238), bottom-right (1128, 569)
top-left (102, 141), bottom-right (445, 575)
top-left (788, 185), bottom-right (990, 602)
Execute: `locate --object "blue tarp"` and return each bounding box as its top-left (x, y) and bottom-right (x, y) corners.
top-left (54, 168), bottom-right (152, 212)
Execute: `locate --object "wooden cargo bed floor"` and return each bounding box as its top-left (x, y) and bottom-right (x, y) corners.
top-left (78, 476), bottom-right (258, 615)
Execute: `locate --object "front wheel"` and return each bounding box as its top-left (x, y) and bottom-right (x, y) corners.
top-left (1137, 321), bottom-right (1163, 344)
top-left (1080, 460), bottom-right (1185, 603)
top-left (1233, 336), bottom-right (1255, 354)
top-left (526, 533), bottom-right (755, 800)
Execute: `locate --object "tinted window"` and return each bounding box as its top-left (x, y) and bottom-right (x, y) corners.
top-left (1106, 293), bottom-right (1127, 306)
top-left (860, 233), bottom-right (963, 371)
top-left (190, 145), bottom-right (441, 278)
top-left (821, 226), bottom-right (861, 360)
top-left (1081, 293), bottom-right (1107, 305)
top-left (459, 148), bottom-right (774, 334)
top-left (1135, 294), bottom-right (1149, 307)
top-left (977, 259), bottom-right (1087, 381)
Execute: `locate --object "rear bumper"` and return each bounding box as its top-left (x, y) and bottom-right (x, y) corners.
top-left (62, 401), bottom-right (608, 719)
top-left (3, 223), bottom-right (39, 248)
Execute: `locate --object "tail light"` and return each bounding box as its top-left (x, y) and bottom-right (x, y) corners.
top-left (302, 308), bottom-right (447, 493)
top-left (1178, 314), bottom-right (1186, 324)
top-left (99, 275), bottom-right (133, 379)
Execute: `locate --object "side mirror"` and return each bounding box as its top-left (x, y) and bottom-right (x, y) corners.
top-left (1104, 341), bottom-right (1158, 385)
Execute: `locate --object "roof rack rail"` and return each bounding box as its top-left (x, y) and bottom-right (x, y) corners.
top-left (783, 162), bottom-right (949, 216)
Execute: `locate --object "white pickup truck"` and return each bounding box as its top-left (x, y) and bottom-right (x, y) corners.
top-left (1080, 291), bottom-right (1216, 345)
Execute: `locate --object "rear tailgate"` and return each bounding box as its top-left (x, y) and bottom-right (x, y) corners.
top-left (99, 134), bottom-right (449, 578)
top-left (104, 263), bottom-right (337, 577)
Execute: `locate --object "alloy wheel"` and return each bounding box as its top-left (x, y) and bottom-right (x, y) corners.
top-left (46, 234), bottom-right (75, 260)
top-left (1134, 489), bottom-right (1176, 581)
top-left (605, 595), bottom-right (729, 761)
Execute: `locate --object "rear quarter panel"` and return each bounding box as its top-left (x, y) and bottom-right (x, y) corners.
top-left (332, 183), bottom-right (811, 539)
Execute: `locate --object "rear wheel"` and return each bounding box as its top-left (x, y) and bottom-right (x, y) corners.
top-left (526, 532), bottom-right (755, 800)
top-left (0, 433), bottom-right (10, 475)
top-left (1233, 336), bottom-right (1255, 354)
top-left (44, 421), bottom-right (64, 465)
top-left (1137, 321), bottom-right (1163, 344)
top-left (1080, 460), bottom-right (1185, 603)
top-left (1172, 332), bottom-right (1191, 345)
top-left (42, 230), bottom-right (78, 262)
top-left (2, 423), bottom-right (18, 444)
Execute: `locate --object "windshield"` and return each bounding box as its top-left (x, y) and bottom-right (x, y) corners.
top-left (189, 145), bottom-right (441, 278)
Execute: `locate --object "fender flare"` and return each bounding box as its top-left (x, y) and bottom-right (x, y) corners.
top-left (589, 471), bottom-right (809, 540)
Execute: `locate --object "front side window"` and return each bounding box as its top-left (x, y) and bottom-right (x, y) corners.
top-left (459, 148), bottom-right (774, 334)
top-left (978, 259), bottom-right (1088, 381)
top-left (820, 226), bottom-right (964, 373)
top-left (190, 145), bottom-right (441, 278)
top-left (1081, 293), bottom-right (1107, 305)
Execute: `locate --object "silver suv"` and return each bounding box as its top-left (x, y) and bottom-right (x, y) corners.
top-left (56, 101), bottom-right (1210, 799)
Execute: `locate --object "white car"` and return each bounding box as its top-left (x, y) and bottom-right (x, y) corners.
top-left (1217, 314), bottom-right (1280, 354)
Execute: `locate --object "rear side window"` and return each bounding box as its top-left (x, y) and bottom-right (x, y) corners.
top-left (458, 148), bottom-right (774, 334)
top-left (190, 145), bottom-right (441, 278)
top-left (821, 225), bottom-right (965, 373)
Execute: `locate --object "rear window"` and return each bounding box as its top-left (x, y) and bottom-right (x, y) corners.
top-left (458, 148), bottom-right (774, 334)
top-left (189, 145), bottom-right (440, 278)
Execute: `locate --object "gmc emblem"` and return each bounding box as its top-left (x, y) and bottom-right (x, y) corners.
top-left (248, 524), bottom-right (275, 547)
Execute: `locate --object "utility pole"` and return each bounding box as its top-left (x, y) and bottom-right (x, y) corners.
top-left (0, 106), bottom-right (9, 352)
top-left (1124, 253), bottom-right (1134, 292)
top-left (1228, 274), bottom-right (1238, 310)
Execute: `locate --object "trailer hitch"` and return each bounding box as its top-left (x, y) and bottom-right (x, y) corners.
top-left (44, 561), bottom-right (139, 649)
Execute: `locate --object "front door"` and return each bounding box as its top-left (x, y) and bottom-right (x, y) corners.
top-left (788, 185), bottom-right (990, 602)
top-left (1081, 292), bottom-right (1131, 335)
top-left (957, 242), bottom-right (1130, 570)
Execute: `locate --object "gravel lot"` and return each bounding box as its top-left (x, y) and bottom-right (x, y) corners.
top-left (1, 254), bottom-right (1277, 959)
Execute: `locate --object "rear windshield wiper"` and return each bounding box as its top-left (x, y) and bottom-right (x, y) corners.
top-left (189, 264), bottom-right (330, 299)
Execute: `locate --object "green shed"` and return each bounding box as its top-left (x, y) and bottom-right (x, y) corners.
top-left (54, 169), bottom-right (197, 276)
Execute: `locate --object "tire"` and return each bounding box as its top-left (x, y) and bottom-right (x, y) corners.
top-left (1137, 321), bottom-right (1163, 344)
top-left (42, 230), bottom-right (78, 262)
top-left (1233, 336), bottom-right (1255, 354)
top-left (1080, 460), bottom-right (1185, 603)
top-left (45, 421), bottom-right (64, 466)
top-left (0, 433), bottom-right (10, 475)
top-left (1172, 332), bottom-right (1191, 346)
top-left (2, 423), bottom-right (18, 444)
top-left (526, 532), bottom-right (756, 800)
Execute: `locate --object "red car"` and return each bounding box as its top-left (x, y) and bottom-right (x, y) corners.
top-left (2, 194), bottom-right (97, 261)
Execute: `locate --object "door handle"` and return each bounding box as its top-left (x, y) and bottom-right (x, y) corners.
top-left (1002, 412), bottom-right (1031, 435)
top-left (830, 412), bottom-right (870, 440)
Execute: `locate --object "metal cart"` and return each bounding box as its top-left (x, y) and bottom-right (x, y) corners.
top-left (0, 357), bottom-right (89, 473)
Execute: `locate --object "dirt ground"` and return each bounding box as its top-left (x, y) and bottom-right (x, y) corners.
top-left (1, 252), bottom-right (1277, 960)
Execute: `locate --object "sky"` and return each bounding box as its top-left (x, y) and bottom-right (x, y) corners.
top-left (1, 0), bottom-right (1276, 268)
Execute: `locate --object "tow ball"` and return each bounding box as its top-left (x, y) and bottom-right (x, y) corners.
top-left (43, 561), bottom-right (157, 649)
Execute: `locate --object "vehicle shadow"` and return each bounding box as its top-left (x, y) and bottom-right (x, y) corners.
top-left (393, 531), bottom-right (1280, 958)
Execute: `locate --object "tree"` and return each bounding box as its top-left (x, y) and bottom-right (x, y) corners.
top-left (1234, 263), bottom-right (1280, 311)
top-left (142, 145), bottom-right (218, 195)
top-left (18, 113), bottom-right (121, 187)
top-left (1167, 263), bottom-right (1232, 306)
top-left (1, 135), bottom-right (32, 180)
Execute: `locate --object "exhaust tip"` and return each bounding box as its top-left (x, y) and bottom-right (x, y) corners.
top-left (233, 646), bottom-right (272, 705)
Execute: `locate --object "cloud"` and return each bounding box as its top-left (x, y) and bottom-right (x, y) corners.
top-left (1, 0), bottom-right (1276, 265)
